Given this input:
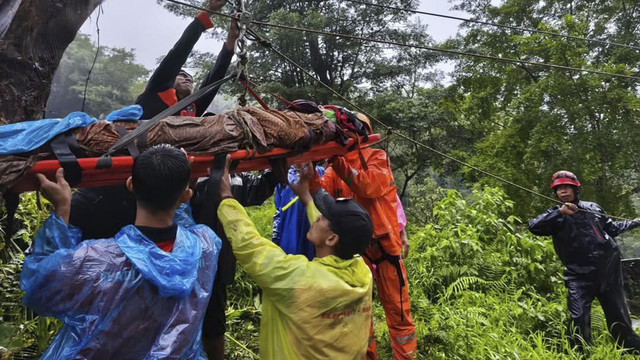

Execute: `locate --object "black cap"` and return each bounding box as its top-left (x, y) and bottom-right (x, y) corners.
top-left (313, 189), bottom-right (373, 259)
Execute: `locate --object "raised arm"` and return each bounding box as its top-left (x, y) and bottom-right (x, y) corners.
top-left (218, 198), bottom-right (307, 289)
top-left (194, 19), bottom-right (239, 116)
top-left (21, 169), bottom-right (100, 316)
top-left (140, 12), bottom-right (214, 95)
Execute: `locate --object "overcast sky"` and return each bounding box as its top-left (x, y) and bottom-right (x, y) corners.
top-left (78, 0), bottom-right (469, 70)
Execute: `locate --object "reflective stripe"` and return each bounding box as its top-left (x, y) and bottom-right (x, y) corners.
top-left (394, 333), bottom-right (416, 345)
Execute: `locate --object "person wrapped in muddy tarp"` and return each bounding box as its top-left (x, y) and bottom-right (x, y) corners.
top-left (0, 104), bottom-right (347, 195)
top-left (529, 170), bottom-right (640, 353)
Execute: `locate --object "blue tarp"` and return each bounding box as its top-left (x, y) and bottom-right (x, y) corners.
top-left (0, 105), bottom-right (142, 156)
top-left (272, 166), bottom-right (325, 260)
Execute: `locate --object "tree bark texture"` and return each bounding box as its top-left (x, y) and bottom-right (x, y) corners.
top-left (0, 0), bottom-right (103, 125)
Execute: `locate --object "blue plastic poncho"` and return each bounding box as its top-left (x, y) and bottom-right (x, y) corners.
top-left (21, 204), bottom-right (221, 359)
top-left (272, 166), bottom-right (324, 260)
top-left (104, 105), bottom-right (143, 122)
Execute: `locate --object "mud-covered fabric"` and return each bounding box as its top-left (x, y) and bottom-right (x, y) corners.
top-left (0, 106), bottom-right (344, 192)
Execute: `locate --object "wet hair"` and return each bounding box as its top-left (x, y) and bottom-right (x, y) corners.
top-left (334, 236), bottom-right (368, 260)
top-left (329, 221), bottom-right (369, 261)
top-left (132, 144), bottom-right (191, 211)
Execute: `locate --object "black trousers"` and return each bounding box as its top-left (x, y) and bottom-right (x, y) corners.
top-left (565, 259), bottom-right (640, 352)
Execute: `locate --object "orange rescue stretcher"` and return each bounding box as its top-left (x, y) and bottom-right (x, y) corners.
top-left (11, 134), bottom-right (380, 193)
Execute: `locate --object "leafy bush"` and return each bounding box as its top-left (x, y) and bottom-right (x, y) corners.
top-left (2, 189), bottom-right (639, 359)
top-left (396, 187), bottom-right (638, 359)
top-left (0, 193), bottom-right (61, 359)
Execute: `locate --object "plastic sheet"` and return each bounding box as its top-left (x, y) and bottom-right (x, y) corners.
top-left (105, 104), bottom-right (143, 122)
top-left (272, 166), bottom-right (325, 260)
top-left (20, 204), bottom-right (221, 359)
top-left (0, 112), bottom-right (96, 155)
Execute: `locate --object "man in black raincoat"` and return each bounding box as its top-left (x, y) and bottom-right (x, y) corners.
top-left (529, 170), bottom-right (640, 352)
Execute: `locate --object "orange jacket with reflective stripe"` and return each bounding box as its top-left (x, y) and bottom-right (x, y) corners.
top-left (321, 148), bottom-right (402, 256)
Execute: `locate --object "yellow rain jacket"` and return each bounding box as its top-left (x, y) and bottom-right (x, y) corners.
top-left (218, 198), bottom-right (373, 360)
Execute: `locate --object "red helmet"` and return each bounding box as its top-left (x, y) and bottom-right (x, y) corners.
top-left (550, 170), bottom-right (581, 189)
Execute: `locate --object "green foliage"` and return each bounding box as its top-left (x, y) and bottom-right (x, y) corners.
top-left (46, 34), bottom-right (149, 118)
top-left (163, 0), bottom-right (436, 104)
top-left (0, 194), bottom-right (61, 358)
top-left (364, 87), bottom-right (479, 200)
top-left (446, 0), bottom-right (640, 219)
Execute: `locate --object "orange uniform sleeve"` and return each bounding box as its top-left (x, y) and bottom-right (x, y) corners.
top-left (332, 151), bottom-right (392, 199)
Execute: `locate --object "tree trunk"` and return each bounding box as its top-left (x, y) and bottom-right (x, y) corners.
top-left (0, 0), bottom-right (103, 125)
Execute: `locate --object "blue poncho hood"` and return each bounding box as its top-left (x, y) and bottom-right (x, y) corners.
top-left (115, 225), bottom-right (203, 298)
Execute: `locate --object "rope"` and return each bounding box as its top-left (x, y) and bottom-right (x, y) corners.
top-left (162, 0), bottom-right (640, 82)
top-left (162, 0), bottom-right (636, 220)
top-left (245, 28), bottom-right (634, 221)
top-left (248, 21), bottom-right (640, 81)
top-left (102, 73), bottom-right (236, 157)
top-left (82, 4), bottom-right (103, 112)
top-left (224, 333), bottom-right (259, 359)
top-left (342, 0), bottom-right (640, 52)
